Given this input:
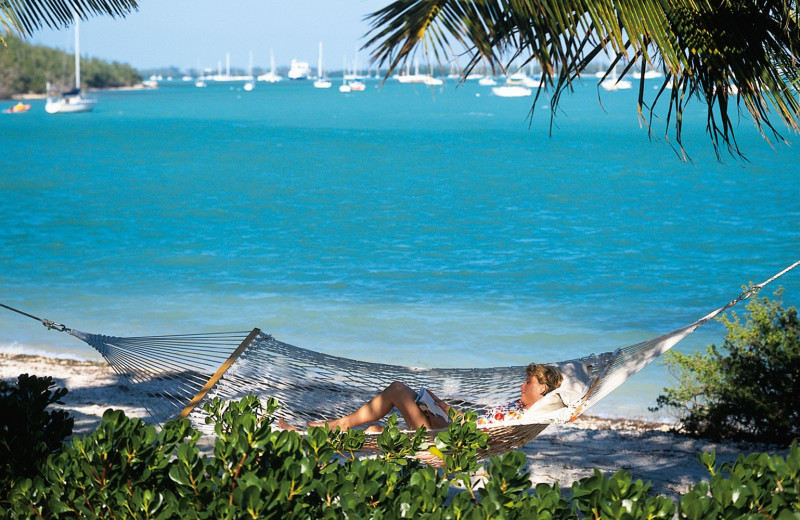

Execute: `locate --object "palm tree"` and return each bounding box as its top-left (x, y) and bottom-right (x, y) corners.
top-left (1, 0), bottom-right (138, 44)
top-left (364, 0), bottom-right (800, 160)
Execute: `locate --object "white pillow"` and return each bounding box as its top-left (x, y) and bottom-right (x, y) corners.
top-left (525, 391), bottom-right (567, 415)
top-left (551, 360), bottom-right (591, 407)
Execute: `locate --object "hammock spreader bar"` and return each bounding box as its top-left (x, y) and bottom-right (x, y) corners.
top-left (177, 328), bottom-right (262, 419)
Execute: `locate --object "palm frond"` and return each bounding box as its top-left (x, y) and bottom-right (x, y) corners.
top-left (364, 0), bottom-right (800, 160)
top-left (1, 0), bottom-right (138, 40)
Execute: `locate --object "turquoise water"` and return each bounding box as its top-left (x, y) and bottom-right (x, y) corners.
top-left (2, 79), bottom-right (799, 418)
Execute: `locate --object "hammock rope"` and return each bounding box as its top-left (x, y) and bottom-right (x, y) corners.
top-left (3, 260), bottom-right (799, 464)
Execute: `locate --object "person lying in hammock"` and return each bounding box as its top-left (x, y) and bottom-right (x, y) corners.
top-left (277, 363), bottom-right (563, 433)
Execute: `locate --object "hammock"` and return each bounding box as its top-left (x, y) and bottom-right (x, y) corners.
top-left (2, 261), bottom-right (798, 465)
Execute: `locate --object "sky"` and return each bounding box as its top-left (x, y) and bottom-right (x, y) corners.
top-left (27, 0), bottom-right (391, 72)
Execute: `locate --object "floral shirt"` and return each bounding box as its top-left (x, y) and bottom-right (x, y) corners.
top-left (476, 399), bottom-right (527, 427)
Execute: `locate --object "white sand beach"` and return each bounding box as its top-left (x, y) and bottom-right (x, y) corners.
top-left (1, 353), bottom-right (773, 499)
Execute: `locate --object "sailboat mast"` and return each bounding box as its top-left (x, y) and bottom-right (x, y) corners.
top-left (74, 16), bottom-right (81, 90)
top-left (318, 41), bottom-right (323, 78)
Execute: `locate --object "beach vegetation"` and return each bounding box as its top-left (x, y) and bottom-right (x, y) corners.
top-left (2, 392), bottom-right (799, 518)
top-left (654, 289), bottom-right (800, 445)
top-left (0, 34), bottom-right (141, 99)
top-left (0, 374), bottom-right (73, 500)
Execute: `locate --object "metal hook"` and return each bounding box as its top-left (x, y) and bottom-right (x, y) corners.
top-left (41, 319), bottom-right (68, 332)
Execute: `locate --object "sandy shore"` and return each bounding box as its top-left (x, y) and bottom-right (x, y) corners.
top-left (1, 353), bottom-right (776, 498)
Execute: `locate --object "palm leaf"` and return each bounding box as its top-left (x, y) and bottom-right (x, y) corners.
top-left (365, 0), bottom-right (800, 160)
top-left (1, 0), bottom-right (138, 42)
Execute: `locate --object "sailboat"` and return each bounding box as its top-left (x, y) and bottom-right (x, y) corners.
top-left (45, 15), bottom-right (97, 114)
top-left (313, 42), bottom-right (332, 89)
top-left (257, 50), bottom-right (282, 83)
top-left (492, 73), bottom-right (532, 97)
top-left (601, 65), bottom-right (632, 91)
top-left (243, 51), bottom-right (255, 91)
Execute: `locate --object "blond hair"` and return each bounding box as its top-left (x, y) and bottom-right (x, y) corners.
top-left (526, 363), bottom-right (563, 394)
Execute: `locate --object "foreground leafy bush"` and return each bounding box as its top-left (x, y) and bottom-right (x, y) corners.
top-left (653, 289), bottom-right (800, 444)
top-left (3, 392), bottom-right (799, 519)
top-left (681, 446), bottom-right (800, 519)
top-left (0, 374), bottom-right (73, 499)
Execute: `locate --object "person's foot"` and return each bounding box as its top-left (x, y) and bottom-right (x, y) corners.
top-left (308, 419), bottom-right (346, 431)
top-left (277, 418), bottom-right (298, 431)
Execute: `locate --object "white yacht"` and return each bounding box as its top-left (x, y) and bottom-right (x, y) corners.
top-left (287, 59), bottom-right (310, 80)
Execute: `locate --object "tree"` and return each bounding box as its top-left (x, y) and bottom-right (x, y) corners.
top-left (363, 0), bottom-right (800, 160)
top-left (652, 289), bottom-right (800, 444)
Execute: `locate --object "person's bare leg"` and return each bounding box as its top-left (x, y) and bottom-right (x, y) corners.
top-left (277, 418), bottom-right (298, 430)
top-left (308, 381), bottom-right (431, 430)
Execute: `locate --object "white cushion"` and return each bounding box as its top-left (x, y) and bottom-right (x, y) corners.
top-left (551, 360), bottom-right (591, 407)
top-left (525, 391), bottom-right (567, 414)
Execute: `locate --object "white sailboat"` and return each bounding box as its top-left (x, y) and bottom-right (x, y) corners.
top-left (601, 65), bottom-right (632, 91)
top-left (45, 15), bottom-right (96, 114)
top-left (338, 57), bottom-right (351, 92)
top-left (491, 84), bottom-right (532, 97)
top-left (492, 74), bottom-right (532, 97)
top-left (243, 51), bottom-right (255, 91)
top-left (257, 50), bottom-right (282, 83)
top-left (396, 61), bottom-right (423, 83)
top-left (313, 42), bottom-right (332, 89)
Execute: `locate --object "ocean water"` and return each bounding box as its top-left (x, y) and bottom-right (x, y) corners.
top-left (2, 78), bottom-right (799, 419)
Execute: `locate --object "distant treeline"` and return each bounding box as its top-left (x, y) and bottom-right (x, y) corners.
top-left (0, 34), bottom-right (141, 99)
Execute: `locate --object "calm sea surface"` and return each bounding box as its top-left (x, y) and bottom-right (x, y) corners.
top-left (2, 78), bottom-right (799, 418)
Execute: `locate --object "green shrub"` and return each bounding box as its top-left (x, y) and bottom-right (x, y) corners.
top-left (679, 444), bottom-right (800, 519)
top-left (653, 289), bottom-right (800, 444)
top-left (0, 374), bottom-right (73, 501)
top-left (3, 391), bottom-right (799, 518)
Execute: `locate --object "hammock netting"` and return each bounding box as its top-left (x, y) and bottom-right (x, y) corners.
top-left (66, 310), bottom-right (711, 462)
top-left (5, 261), bottom-right (799, 464)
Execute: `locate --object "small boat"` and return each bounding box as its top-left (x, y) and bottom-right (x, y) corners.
top-left (422, 75), bottom-right (443, 86)
top-left (491, 85), bottom-right (532, 97)
top-left (601, 77), bottom-right (632, 91)
top-left (5, 102), bottom-right (31, 114)
top-left (600, 65), bottom-right (632, 91)
top-left (243, 52), bottom-right (255, 90)
top-left (348, 80), bottom-right (366, 91)
top-left (339, 57), bottom-right (351, 92)
top-left (313, 42), bottom-right (332, 89)
top-left (258, 50), bottom-right (283, 83)
top-left (395, 61), bottom-right (430, 84)
top-left (45, 16), bottom-right (96, 114)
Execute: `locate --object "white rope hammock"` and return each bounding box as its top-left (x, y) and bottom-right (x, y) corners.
top-left (3, 261), bottom-right (799, 462)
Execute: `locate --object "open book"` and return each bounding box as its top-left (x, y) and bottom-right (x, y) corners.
top-left (414, 387), bottom-right (449, 421)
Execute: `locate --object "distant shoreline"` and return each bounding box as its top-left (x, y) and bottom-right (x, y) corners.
top-left (9, 83), bottom-right (153, 101)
